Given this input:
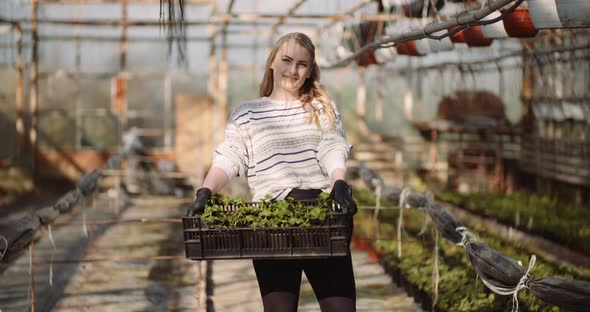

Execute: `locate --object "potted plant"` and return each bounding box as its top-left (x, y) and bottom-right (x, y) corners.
top-left (428, 30), bottom-right (454, 52)
top-left (396, 40), bottom-right (425, 56)
top-left (502, 6), bottom-right (538, 38)
top-left (375, 46), bottom-right (397, 64)
top-left (448, 25), bottom-right (466, 43)
top-left (463, 25), bottom-right (494, 47)
top-left (342, 21), bottom-right (382, 66)
top-left (481, 10), bottom-right (509, 39)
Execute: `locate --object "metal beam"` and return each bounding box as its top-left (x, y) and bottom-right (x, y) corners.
top-left (318, 0), bottom-right (373, 32)
top-left (322, 0), bottom-right (524, 68)
top-left (38, 0), bottom-right (211, 4)
top-left (269, 0), bottom-right (308, 35)
top-left (0, 13), bottom-right (403, 27)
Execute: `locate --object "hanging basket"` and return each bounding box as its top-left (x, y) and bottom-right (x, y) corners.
top-left (342, 21), bottom-right (383, 67)
top-left (356, 49), bottom-right (378, 66)
top-left (502, 8), bottom-right (538, 38)
top-left (527, 0), bottom-right (561, 28)
top-left (448, 25), bottom-right (466, 43)
top-left (528, 0), bottom-right (590, 29)
top-left (463, 25), bottom-right (494, 47)
top-left (375, 46), bottom-right (397, 64)
top-left (398, 0), bottom-right (446, 18)
top-left (428, 30), bottom-right (454, 52)
top-left (481, 10), bottom-right (509, 39)
top-left (415, 39), bottom-right (431, 55)
top-left (396, 41), bottom-right (425, 57)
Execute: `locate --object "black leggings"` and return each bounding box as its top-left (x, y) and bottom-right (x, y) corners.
top-left (252, 189), bottom-right (356, 312)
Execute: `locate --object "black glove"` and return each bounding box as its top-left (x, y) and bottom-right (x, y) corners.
top-left (186, 187), bottom-right (212, 216)
top-left (330, 180), bottom-right (357, 215)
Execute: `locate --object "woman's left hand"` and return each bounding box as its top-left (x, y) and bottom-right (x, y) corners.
top-left (330, 180), bottom-right (357, 215)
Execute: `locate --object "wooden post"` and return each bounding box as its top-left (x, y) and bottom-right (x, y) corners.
top-left (15, 23), bottom-right (25, 159)
top-left (217, 35), bottom-right (228, 147)
top-left (205, 2), bottom-right (218, 185)
top-left (164, 72), bottom-right (172, 151)
top-left (356, 67), bottom-right (369, 136)
top-left (114, 173), bottom-right (121, 218)
top-left (29, 240), bottom-right (35, 312)
top-left (375, 66), bottom-right (383, 122)
top-left (429, 129), bottom-right (438, 170)
top-left (497, 139), bottom-right (505, 192)
top-left (120, 0), bottom-right (128, 131)
top-left (521, 41), bottom-right (535, 130)
top-left (28, 0), bottom-right (39, 184)
top-left (75, 13), bottom-right (82, 149)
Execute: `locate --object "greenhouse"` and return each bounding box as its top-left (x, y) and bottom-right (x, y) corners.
top-left (1, 0), bottom-right (589, 311)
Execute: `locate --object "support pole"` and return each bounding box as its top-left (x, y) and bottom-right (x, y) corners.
top-left (75, 6), bottom-right (82, 149)
top-left (29, 240), bottom-right (35, 312)
top-left (29, 0), bottom-right (39, 184)
top-left (375, 66), bottom-right (383, 122)
top-left (216, 1), bottom-right (233, 146)
top-left (205, 2), bottom-right (218, 185)
top-left (16, 23), bottom-right (25, 159)
top-left (120, 0), bottom-right (128, 131)
top-left (164, 73), bottom-right (172, 151)
top-left (356, 67), bottom-right (368, 136)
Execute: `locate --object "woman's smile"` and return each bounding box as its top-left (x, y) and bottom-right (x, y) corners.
top-left (269, 38), bottom-right (313, 100)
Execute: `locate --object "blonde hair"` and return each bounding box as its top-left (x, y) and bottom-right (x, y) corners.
top-left (259, 32), bottom-right (335, 128)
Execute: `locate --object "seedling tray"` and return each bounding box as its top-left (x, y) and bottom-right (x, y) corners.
top-left (182, 200), bottom-right (351, 260)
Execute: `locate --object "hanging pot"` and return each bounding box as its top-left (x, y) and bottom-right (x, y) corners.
top-left (393, 0), bottom-right (446, 18)
top-left (463, 25), bottom-right (493, 47)
top-left (375, 46), bottom-right (397, 64)
top-left (502, 8), bottom-right (538, 38)
top-left (448, 25), bottom-right (466, 43)
top-left (356, 48), bottom-right (379, 66)
top-left (415, 39), bottom-right (431, 55)
top-left (438, 1), bottom-right (465, 19)
top-left (481, 10), bottom-right (509, 39)
top-left (343, 21), bottom-right (383, 67)
top-left (396, 41), bottom-right (425, 57)
top-left (336, 45), bottom-right (353, 60)
top-left (428, 30), bottom-right (454, 52)
top-left (527, 0), bottom-right (561, 28)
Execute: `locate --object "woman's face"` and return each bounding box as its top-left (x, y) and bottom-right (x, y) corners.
top-left (270, 39), bottom-right (313, 98)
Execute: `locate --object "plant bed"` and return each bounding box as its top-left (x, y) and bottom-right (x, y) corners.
top-left (182, 193), bottom-right (352, 260)
top-left (352, 188), bottom-right (590, 311)
top-left (436, 191), bottom-right (590, 255)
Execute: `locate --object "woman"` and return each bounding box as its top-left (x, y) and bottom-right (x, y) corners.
top-left (186, 32), bottom-right (357, 312)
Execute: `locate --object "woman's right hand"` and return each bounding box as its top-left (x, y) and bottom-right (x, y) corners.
top-left (185, 187), bottom-right (212, 216)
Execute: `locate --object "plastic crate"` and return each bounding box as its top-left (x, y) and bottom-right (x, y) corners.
top-left (182, 200), bottom-right (351, 260)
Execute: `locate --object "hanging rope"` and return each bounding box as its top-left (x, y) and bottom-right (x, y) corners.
top-left (397, 188), bottom-right (411, 258)
top-left (48, 225), bottom-right (57, 286)
top-left (373, 178), bottom-right (383, 241)
top-left (0, 235), bottom-right (8, 262)
top-left (432, 228), bottom-right (440, 311)
top-left (479, 255), bottom-right (536, 312)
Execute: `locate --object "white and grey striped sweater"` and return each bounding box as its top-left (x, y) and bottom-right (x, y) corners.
top-left (211, 96), bottom-right (352, 201)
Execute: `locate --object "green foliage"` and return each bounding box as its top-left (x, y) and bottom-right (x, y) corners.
top-left (198, 192), bottom-right (331, 229)
top-left (436, 191), bottom-right (590, 254)
top-left (353, 188), bottom-right (590, 312)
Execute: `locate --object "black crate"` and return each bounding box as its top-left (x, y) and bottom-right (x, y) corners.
top-left (182, 200), bottom-right (351, 260)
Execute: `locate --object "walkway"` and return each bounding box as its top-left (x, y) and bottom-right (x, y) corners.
top-left (0, 188), bottom-right (421, 311)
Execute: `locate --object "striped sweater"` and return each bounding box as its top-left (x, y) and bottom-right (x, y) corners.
top-left (211, 96), bottom-right (352, 201)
